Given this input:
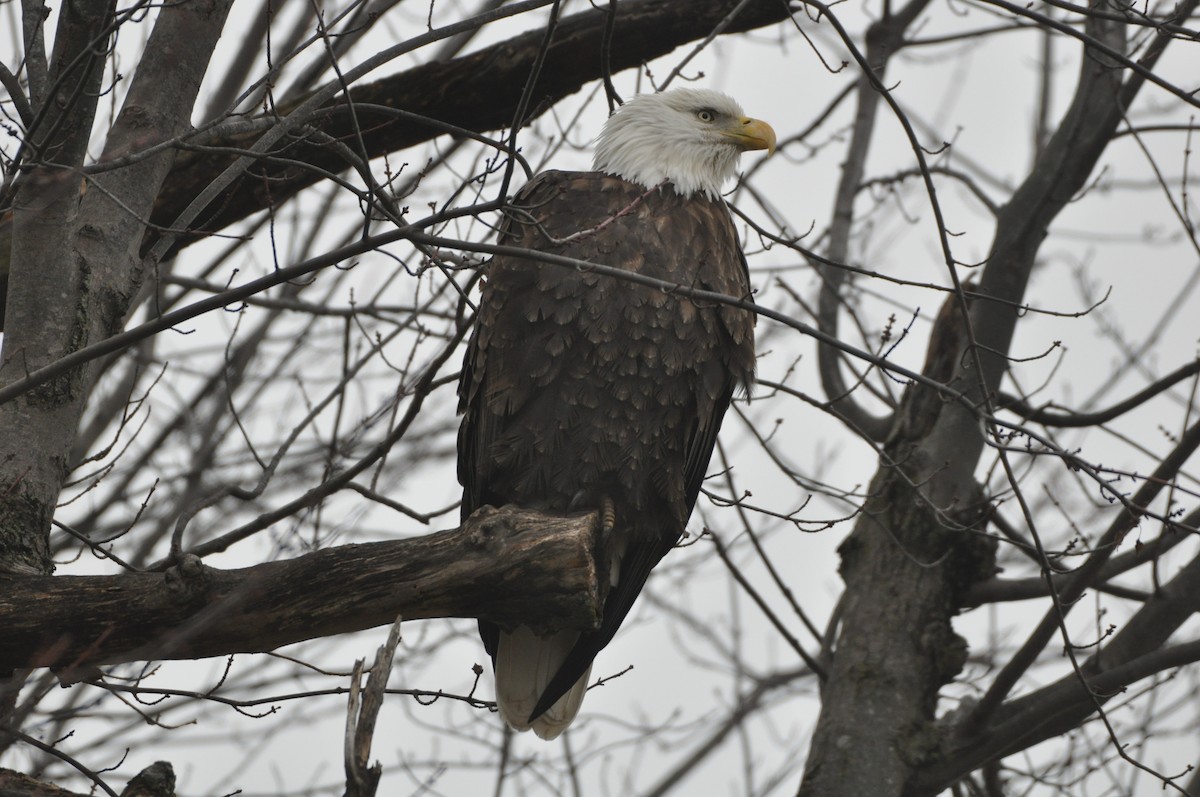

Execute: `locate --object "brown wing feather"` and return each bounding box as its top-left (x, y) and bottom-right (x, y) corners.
top-left (458, 170), bottom-right (755, 720)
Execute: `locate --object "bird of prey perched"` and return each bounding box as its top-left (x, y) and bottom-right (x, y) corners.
top-left (457, 88), bottom-right (773, 739)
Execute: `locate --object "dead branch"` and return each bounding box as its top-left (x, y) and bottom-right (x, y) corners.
top-left (342, 618), bottom-right (402, 797)
top-left (0, 506), bottom-right (602, 674)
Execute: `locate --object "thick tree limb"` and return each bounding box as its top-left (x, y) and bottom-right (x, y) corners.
top-left (799, 288), bottom-right (996, 797)
top-left (0, 761), bottom-right (174, 797)
top-left (0, 767), bottom-right (86, 797)
top-left (152, 0), bottom-right (793, 249)
top-left (801, 0), bottom-right (1191, 790)
top-left (0, 0), bottom-right (116, 573)
top-left (0, 506), bottom-right (602, 673)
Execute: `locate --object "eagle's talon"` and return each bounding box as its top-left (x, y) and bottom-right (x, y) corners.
top-left (600, 496), bottom-right (616, 537)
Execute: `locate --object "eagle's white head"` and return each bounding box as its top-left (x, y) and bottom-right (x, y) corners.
top-left (593, 88), bottom-right (776, 200)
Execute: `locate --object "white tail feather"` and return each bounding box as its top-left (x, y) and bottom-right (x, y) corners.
top-left (494, 626), bottom-right (592, 740)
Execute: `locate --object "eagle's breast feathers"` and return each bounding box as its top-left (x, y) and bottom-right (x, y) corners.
top-left (460, 171), bottom-right (754, 525)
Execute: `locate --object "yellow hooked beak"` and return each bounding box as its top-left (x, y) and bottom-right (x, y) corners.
top-left (723, 117), bottom-right (777, 156)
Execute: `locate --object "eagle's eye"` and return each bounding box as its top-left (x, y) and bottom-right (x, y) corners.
top-left (696, 109), bottom-right (716, 123)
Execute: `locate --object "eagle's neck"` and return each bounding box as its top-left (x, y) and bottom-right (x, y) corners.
top-left (593, 122), bottom-right (736, 200)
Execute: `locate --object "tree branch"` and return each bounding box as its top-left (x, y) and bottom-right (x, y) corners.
top-left (812, 0), bottom-right (931, 442)
top-left (151, 0), bottom-right (794, 251)
top-left (996, 358), bottom-right (1200, 427)
top-left (0, 506), bottom-right (603, 673)
top-left (0, 761), bottom-right (174, 797)
top-left (924, 546), bottom-right (1200, 791)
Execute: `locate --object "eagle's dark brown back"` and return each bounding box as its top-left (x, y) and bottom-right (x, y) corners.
top-left (458, 170), bottom-right (755, 727)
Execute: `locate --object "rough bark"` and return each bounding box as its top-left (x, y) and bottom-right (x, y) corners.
top-left (117, 762), bottom-right (175, 797)
top-left (0, 761), bottom-right (174, 797)
top-left (0, 506), bottom-right (603, 674)
top-left (0, 0), bottom-right (116, 574)
top-left (800, 292), bottom-right (996, 796)
top-left (342, 622), bottom-right (401, 797)
top-left (800, 2), bottom-right (1132, 794)
top-left (0, 767), bottom-right (92, 797)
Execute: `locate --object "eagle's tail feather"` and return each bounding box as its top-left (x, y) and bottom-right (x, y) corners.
top-left (495, 626), bottom-right (592, 740)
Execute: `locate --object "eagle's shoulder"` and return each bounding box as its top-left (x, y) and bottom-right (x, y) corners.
top-left (501, 170), bottom-right (744, 263)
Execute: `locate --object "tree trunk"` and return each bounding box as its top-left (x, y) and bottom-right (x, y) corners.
top-left (800, 2), bottom-right (1130, 792)
top-left (801, 294), bottom-right (995, 796)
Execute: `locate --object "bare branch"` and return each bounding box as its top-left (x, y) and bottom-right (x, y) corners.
top-left (147, 0), bottom-right (796, 253)
top-left (0, 506), bottom-right (603, 673)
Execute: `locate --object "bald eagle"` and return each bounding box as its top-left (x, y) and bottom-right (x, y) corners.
top-left (458, 88), bottom-right (772, 739)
